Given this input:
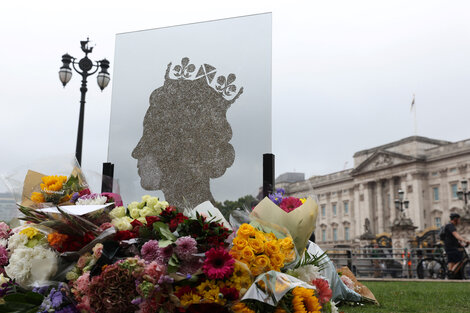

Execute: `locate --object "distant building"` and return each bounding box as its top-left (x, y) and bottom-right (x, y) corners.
top-left (277, 136), bottom-right (470, 247)
top-left (0, 193), bottom-right (16, 222)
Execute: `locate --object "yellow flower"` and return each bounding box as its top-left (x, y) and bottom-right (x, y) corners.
top-left (19, 227), bottom-right (39, 239)
top-left (241, 246), bottom-right (255, 262)
top-left (291, 287), bottom-right (322, 313)
top-left (180, 292), bottom-right (201, 307)
top-left (232, 302), bottom-right (256, 313)
top-left (264, 232), bottom-right (277, 241)
top-left (197, 280), bottom-right (218, 295)
top-left (279, 237), bottom-right (294, 251)
top-left (40, 175), bottom-right (67, 193)
top-left (254, 231), bottom-right (267, 243)
top-left (299, 198), bottom-right (306, 204)
top-left (233, 237), bottom-right (248, 250)
top-left (31, 192), bottom-right (45, 203)
top-left (265, 241), bottom-right (280, 256)
top-left (248, 238), bottom-right (264, 254)
top-left (270, 253), bottom-right (285, 269)
top-left (202, 288), bottom-right (225, 305)
top-left (254, 254), bottom-right (270, 270)
top-left (237, 224), bottom-right (255, 238)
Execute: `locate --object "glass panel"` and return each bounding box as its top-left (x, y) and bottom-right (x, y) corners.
top-left (322, 229), bottom-right (326, 242)
top-left (108, 14), bottom-right (272, 206)
top-left (433, 187), bottom-right (439, 201)
top-left (333, 204), bottom-right (337, 216)
top-left (345, 227), bottom-right (349, 240)
top-left (344, 201), bottom-right (349, 214)
top-left (435, 217), bottom-right (441, 228)
top-left (333, 228), bottom-right (337, 241)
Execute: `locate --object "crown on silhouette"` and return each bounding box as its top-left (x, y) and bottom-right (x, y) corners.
top-left (166, 57), bottom-right (243, 101)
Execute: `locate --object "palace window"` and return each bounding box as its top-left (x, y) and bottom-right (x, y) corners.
top-left (343, 201), bottom-right (349, 214)
top-left (433, 187), bottom-right (439, 201)
top-left (435, 217), bottom-right (441, 228)
top-left (333, 204), bottom-right (337, 216)
top-left (333, 228), bottom-right (338, 241)
top-left (344, 227), bottom-right (350, 240)
top-left (451, 183), bottom-right (458, 199)
top-left (322, 229), bottom-right (326, 242)
top-left (321, 205), bottom-right (326, 217)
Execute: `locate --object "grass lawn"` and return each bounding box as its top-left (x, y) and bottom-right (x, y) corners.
top-left (340, 281), bottom-right (470, 313)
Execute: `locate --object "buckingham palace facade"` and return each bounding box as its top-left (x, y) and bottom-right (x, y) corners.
top-left (277, 136), bottom-right (470, 246)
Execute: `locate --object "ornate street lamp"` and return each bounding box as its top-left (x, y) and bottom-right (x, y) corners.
top-left (457, 180), bottom-right (470, 216)
top-left (59, 38), bottom-right (110, 165)
top-left (394, 189), bottom-right (410, 220)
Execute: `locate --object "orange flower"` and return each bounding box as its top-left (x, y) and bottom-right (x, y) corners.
top-left (254, 254), bottom-right (270, 269)
top-left (241, 246), bottom-right (255, 262)
top-left (233, 237), bottom-right (248, 250)
top-left (265, 241), bottom-right (280, 256)
top-left (47, 232), bottom-right (69, 250)
top-left (237, 224), bottom-right (255, 238)
top-left (270, 253), bottom-right (285, 269)
top-left (248, 238), bottom-right (264, 254)
top-left (279, 237), bottom-right (294, 251)
top-left (232, 302), bottom-right (256, 313)
top-left (264, 232), bottom-right (277, 241)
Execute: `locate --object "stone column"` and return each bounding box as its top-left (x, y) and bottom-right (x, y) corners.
top-left (389, 177), bottom-right (397, 225)
top-left (353, 184), bottom-right (362, 238)
top-left (376, 179), bottom-right (384, 234)
top-left (411, 172), bottom-right (426, 230)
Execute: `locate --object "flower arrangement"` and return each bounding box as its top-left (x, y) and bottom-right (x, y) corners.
top-left (230, 223), bottom-right (296, 275)
top-left (0, 185), bottom-right (343, 313)
top-left (31, 174), bottom-right (85, 205)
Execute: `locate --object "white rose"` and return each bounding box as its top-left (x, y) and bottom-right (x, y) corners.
top-left (0, 273), bottom-right (9, 285)
top-left (137, 217), bottom-right (147, 224)
top-left (140, 206), bottom-right (154, 217)
top-left (141, 195), bottom-right (153, 203)
top-left (146, 197), bottom-right (159, 209)
top-left (109, 206), bottom-right (127, 219)
top-left (112, 217), bottom-right (133, 231)
top-left (129, 207), bottom-right (141, 219)
top-left (155, 201), bottom-right (169, 210)
top-left (127, 201), bottom-right (140, 211)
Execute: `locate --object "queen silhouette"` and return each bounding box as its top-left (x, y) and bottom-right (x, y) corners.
top-left (132, 57), bottom-right (243, 207)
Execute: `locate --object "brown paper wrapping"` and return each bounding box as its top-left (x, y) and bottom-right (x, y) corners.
top-left (338, 266), bottom-right (379, 304)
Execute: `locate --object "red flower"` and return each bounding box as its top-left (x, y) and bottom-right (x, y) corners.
top-left (145, 216), bottom-right (160, 226)
top-left (174, 285), bottom-right (193, 298)
top-left (202, 248), bottom-right (234, 279)
top-left (115, 230), bottom-right (137, 241)
top-left (312, 278), bottom-right (333, 304)
top-left (79, 188), bottom-right (91, 197)
top-left (220, 287), bottom-right (239, 301)
top-left (279, 197), bottom-right (303, 213)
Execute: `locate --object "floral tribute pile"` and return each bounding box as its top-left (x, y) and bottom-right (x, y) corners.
top-left (0, 174), bottom-right (339, 313)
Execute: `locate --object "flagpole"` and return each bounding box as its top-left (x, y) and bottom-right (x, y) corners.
top-left (411, 94), bottom-right (417, 135)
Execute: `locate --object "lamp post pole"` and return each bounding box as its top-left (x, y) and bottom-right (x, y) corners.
top-left (59, 38), bottom-right (111, 165)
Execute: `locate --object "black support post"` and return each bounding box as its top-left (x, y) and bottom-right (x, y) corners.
top-left (101, 162), bottom-right (114, 193)
top-left (262, 153), bottom-right (275, 198)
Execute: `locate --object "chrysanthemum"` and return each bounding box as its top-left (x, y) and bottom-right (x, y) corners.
top-left (141, 240), bottom-right (160, 262)
top-left (175, 236), bottom-right (198, 260)
top-left (202, 248), bottom-right (235, 280)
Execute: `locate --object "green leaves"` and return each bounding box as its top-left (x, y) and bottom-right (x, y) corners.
top-left (0, 292), bottom-right (43, 313)
top-left (153, 222), bottom-right (176, 241)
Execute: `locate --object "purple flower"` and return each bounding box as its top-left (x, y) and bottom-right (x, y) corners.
top-left (56, 305), bottom-right (79, 313)
top-left (268, 188), bottom-right (286, 205)
top-left (50, 289), bottom-right (64, 307)
top-left (70, 192), bottom-right (80, 203)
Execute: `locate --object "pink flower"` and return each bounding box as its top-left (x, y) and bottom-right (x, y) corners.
top-left (0, 245), bottom-right (8, 266)
top-left (99, 222), bottom-right (114, 232)
top-left (0, 222), bottom-right (10, 239)
top-left (141, 240), bottom-right (160, 262)
top-left (279, 197), bottom-right (303, 213)
top-left (202, 248), bottom-right (234, 279)
top-left (312, 278), bottom-right (333, 304)
top-left (92, 243), bottom-right (103, 259)
top-left (175, 236), bottom-right (197, 260)
top-left (340, 275), bottom-right (355, 289)
top-left (179, 257), bottom-right (203, 275)
top-left (75, 272), bottom-right (91, 294)
top-left (144, 261), bottom-right (165, 284)
top-left (77, 254), bottom-right (92, 269)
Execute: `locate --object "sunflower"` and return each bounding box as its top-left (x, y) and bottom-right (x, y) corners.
top-left (291, 287), bottom-right (322, 313)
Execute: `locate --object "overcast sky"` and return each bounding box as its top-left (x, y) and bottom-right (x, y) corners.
top-left (1, 0), bottom-right (470, 195)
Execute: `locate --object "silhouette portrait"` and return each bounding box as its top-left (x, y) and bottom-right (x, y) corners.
top-left (132, 57), bottom-right (243, 207)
